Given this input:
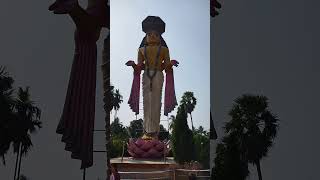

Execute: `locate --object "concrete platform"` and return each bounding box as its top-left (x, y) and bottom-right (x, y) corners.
top-left (111, 157), bottom-right (177, 179)
top-left (110, 157), bottom-right (210, 179)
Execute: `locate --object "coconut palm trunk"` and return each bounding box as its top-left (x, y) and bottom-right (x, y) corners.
top-left (256, 160), bottom-right (262, 180)
top-left (102, 35), bottom-right (111, 180)
top-left (114, 110), bottom-right (118, 120)
top-left (190, 113), bottom-right (194, 132)
top-left (13, 143), bottom-right (20, 180)
top-left (17, 144), bottom-right (23, 180)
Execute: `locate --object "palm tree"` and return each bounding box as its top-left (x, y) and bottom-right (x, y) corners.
top-left (225, 94), bottom-right (279, 180)
top-left (110, 86), bottom-right (123, 119)
top-left (180, 91), bottom-right (197, 131)
top-left (0, 66), bottom-right (15, 165)
top-left (171, 103), bottom-right (195, 163)
top-left (12, 87), bottom-right (41, 180)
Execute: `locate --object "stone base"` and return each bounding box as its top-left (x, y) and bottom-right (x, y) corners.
top-left (111, 157), bottom-right (211, 179)
top-left (111, 157), bottom-right (177, 179)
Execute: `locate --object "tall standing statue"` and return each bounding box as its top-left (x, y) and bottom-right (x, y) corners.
top-left (48, 0), bottom-right (109, 169)
top-left (126, 16), bottom-right (178, 158)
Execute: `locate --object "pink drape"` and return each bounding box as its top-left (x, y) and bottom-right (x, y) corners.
top-left (56, 30), bottom-right (97, 169)
top-left (164, 70), bottom-right (177, 116)
top-left (128, 70), bottom-right (141, 115)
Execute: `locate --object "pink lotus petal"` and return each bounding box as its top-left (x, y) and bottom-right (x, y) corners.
top-left (140, 141), bottom-right (154, 151)
top-left (135, 138), bottom-right (145, 147)
top-left (133, 147), bottom-right (145, 156)
top-left (155, 143), bottom-right (164, 151)
top-left (148, 148), bottom-right (162, 158)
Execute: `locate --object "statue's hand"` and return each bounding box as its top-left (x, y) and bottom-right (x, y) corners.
top-left (171, 60), bottom-right (179, 67)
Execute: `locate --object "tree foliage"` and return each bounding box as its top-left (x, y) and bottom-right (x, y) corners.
top-left (111, 117), bottom-right (128, 139)
top-left (13, 87), bottom-right (42, 155)
top-left (172, 104), bottom-right (195, 163)
top-left (212, 135), bottom-right (249, 180)
top-left (110, 86), bottom-right (123, 119)
top-left (180, 91), bottom-right (197, 131)
top-left (110, 117), bottom-right (129, 158)
top-left (127, 119), bottom-right (143, 138)
top-left (213, 94), bottom-right (279, 180)
top-left (225, 94), bottom-right (279, 180)
top-left (0, 66), bottom-right (15, 165)
top-left (193, 126), bottom-right (210, 168)
top-left (159, 124), bottom-right (169, 141)
top-left (0, 66), bottom-right (42, 180)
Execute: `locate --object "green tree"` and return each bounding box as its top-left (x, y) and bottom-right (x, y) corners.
top-left (0, 66), bottom-right (15, 165)
top-left (111, 117), bottom-right (129, 139)
top-left (110, 86), bottom-right (123, 119)
top-left (110, 117), bottom-right (129, 158)
top-left (180, 91), bottom-right (197, 131)
top-left (12, 87), bottom-right (42, 180)
top-left (225, 94), bottom-right (279, 180)
top-left (193, 127), bottom-right (210, 168)
top-left (212, 134), bottom-right (249, 180)
top-left (194, 126), bottom-right (206, 135)
top-left (0, 68), bottom-right (42, 179)
top-left (159, 124), bottom-right (169, 141)
top-left (172, 103), bottom-right (195, 163)
top-left (127, 119), bottom-right (143, 138)
top-left (110, 138), bottom-right (127, 158)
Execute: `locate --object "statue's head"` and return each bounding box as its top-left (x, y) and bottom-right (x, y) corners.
top-left (140, 16), bottom-right (167, 47)
top-left (146, 30), bottom-right (161, 45)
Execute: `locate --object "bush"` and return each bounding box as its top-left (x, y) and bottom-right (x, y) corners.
top-left (110, 138), bottom-right (128, 158)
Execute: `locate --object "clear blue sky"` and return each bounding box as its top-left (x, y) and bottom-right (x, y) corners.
top-left (110, 0), bottom-right (210, 130)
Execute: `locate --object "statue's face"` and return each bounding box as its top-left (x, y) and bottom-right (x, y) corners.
top-left (146, 31), bottom-right (160, 45)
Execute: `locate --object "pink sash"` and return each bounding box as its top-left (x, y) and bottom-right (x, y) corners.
top-left (128, 69), bottom-right (141, 115)
top-left (127, 60), bottom-right (178, 116)
top-left (164, 70), bottom-right (177, 115)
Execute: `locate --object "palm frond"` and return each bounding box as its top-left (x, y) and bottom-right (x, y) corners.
top-left (1, 155), bottom-right (5, 165)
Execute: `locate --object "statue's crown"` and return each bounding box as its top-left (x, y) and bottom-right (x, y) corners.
top-left (142, 16), bottom-right (165, 34)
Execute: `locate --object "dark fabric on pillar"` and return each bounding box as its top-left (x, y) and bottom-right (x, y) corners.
top-left (210, 111), bottom-right (217, 140)
top-left (56, 29), bottom-right (97, 169)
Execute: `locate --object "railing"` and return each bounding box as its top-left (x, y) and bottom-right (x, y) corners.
top-left (175, 169), bottom-right (211, 180)
top-left (119, 170), bottom-right (174, 179)
top-left (118, 169), bottom-right (211, 180)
